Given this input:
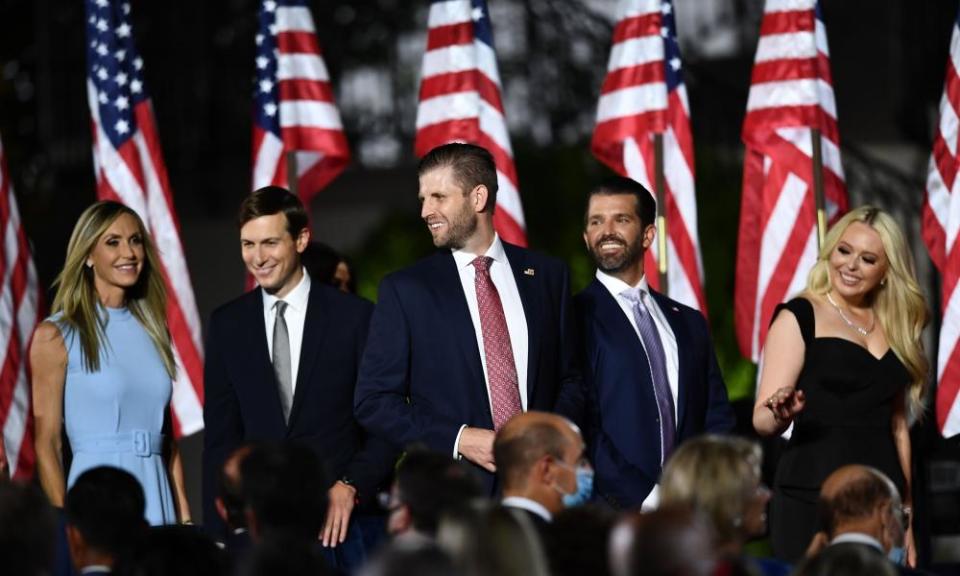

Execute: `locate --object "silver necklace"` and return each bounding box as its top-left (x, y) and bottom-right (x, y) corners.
top-left (826, 292), bottom-right (874, 337)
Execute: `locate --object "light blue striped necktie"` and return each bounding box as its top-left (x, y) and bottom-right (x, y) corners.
top-left (623, 288), bottom-right (675, 462)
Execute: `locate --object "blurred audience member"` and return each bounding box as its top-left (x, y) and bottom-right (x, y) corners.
top-left (215, 444), bottom-right (253, 556)
top-left (64, 466), bottom-right (147, 574)
top-left (810, 465), bottom-right (924, 575)
top-left (609, 506), bottom-right (716, 576)
top-left (129, 525), bottom-right (229, 576)
top-left (494, 412), bottom-right (592, 532)
top-left (438, 502), bottom-right (550, 576)
top-left (359, 543), bottom-right (459, 576)
top-left (0, 481), bottom-right (56, 576)
top-left (659, 435), bottom-right (788, 576)
top-left (792, 542), bottom-right (897, 576)
top-left (385, 449), bottom-right (482, 546)
top-left (301, 241), bottom-right (356, 294)
top-left (238, 532), bottom-right (331, 576)
top-left (546, 505), bottom-right (617, 576)
top-left (240, 442), bottom-right (329, 543)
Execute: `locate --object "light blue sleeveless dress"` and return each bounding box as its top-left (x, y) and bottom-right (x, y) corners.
top-left (55, 306), bottom-right (176, 525)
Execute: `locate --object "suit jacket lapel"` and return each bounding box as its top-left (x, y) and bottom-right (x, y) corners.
top-left (650, 290), bottom-right (690, 430)
top-left (503, 243), bottom-right (542, 402)
top-left (433, 252), bottom-right (490, 417)
top-left (286, 283), bottom-right (328, 429)
top-left (244, 288), bottom-right (287, 427)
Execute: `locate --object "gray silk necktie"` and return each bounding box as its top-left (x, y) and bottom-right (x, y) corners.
top-left (624, 288), bottom-right (676, 463)
top-left (272, 300), bottom-right (293, 423)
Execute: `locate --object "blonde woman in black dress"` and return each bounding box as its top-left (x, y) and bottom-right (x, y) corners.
top-left (753, 206), bottom-right (928, 566)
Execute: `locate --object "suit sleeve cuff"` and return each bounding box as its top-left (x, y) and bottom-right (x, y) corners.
top-left (453, 424), bottom-right (468, 459)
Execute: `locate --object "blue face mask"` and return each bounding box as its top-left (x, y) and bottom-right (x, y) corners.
top-left (888, 547), bottom-right (905, 566)
top-left (556, 464), bottom-right (594, 508)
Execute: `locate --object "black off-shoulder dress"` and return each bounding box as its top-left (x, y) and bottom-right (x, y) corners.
top-left (769, 298), bottom-right (907, 562)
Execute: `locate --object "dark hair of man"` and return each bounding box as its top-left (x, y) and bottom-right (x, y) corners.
top-left (65, 466), bottom-right (147, 558)
top-left (585, 176), bottom-right (657, 228)
top-left (0, 481), bottom-right (56, 576)
top-left (129, 525), bottom-right (230, 576)
top-left (493, 421), bottom-right (569, 491)
top-left (417, 142), bottom-right (499, 212)
top-left (395, 449), bottom-right (483, 536)
top-left (792, 542), bottom-right (897, 576)
top-left (240, 442), bottom-right (329, 541)
top-left (817, 469), bottom-right (892, 537)
top-left (547, 505), bottom-right (617, 576)
top-left (237, 185), bottom-right (309, 237)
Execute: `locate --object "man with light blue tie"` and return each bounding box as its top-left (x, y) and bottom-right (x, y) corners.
top-left (574, 176), bottom-right (734, 510)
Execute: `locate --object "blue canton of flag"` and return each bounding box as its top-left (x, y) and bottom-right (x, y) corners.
top-left (86, 0), bottom-right (146, 148)
top-left (660, 0), bottom-right (683, 92)
top-left (469, 0), bottom-right (495, 47)
top-left (255, 0), bottom-right (282, 138)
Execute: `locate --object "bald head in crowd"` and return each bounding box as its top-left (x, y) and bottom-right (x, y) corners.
top-left (494, 412), bottom-right (586, 517)
top-left (818, 465), bottom-right (905, 554)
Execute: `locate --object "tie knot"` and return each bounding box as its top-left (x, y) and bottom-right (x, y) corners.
top-left (274, 300), bottom-right (288, 317)
top-left (472, 256), bottom-right (493, 274)
top-left (622, 287), bottom-right (647, 305)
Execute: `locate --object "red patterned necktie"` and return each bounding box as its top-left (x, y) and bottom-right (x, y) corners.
top-left (472, 256), bottom-right (522, 430)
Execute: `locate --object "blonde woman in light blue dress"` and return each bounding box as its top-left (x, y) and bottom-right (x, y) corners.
top-left (31, 201), bottom-right (191, 525)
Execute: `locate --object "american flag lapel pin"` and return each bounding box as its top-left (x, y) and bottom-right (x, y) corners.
top-left (524, 268), bottom-right (535, 276)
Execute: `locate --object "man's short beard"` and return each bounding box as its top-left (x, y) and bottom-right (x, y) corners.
top-left (589, 236), bottom-right (643, 273)
top-left (436, 206), bottom-right (478, 250)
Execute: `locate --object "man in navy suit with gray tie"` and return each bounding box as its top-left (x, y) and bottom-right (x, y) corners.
top-left (575, 176), bottom-right (734, 510)
top-left (354, 143), bottom-right (581, 493)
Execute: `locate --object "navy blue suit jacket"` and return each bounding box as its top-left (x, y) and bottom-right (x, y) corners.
top-left (354, 243), bottom-right (582, 491)
top-left (574, 279), bottom-right (734, 509)
top-left (202, 282), bottom-right (396, 538)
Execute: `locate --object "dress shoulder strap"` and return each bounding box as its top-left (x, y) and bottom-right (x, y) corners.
top-left (772, 297), bottom-right (814, 346)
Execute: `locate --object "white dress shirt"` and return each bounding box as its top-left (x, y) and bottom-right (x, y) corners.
top-left (502, 496), bottom-right (553, 522)
top-left (261, 268), bottom-right (311, 392)
top-left (595, 270), bottom-right (679, 511)
top-left (831, 532), bottom-right (884, 552)
top-left (452, 234), bottom-right (529, 456)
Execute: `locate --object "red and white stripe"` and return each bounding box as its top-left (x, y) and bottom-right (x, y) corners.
top-left (0, 134), bottom-right (42, 479)
top-left (735, 0), bottom-right (848, 361)
top-left (86, 84), bottom-right (205, 437)
top-left (923, 10), bottom-right (960, 438)
top-left (415, 0), bottom-right (527, 246)
top-left (592, 0), bottom-right (706, 312)
top-left (251, 2), bottom-right (350, 205)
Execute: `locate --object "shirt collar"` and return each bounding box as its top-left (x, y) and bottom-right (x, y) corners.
top-left (502, 496), bottom-right (553, 522)
top-left (830, 532), bottom-right (884, 552)
top-left (595, 269), bottom-right (649, 300)
top-left (452, 233), bottom-right (506, 270)
top-left (262, 267), bottom-right (311, 313)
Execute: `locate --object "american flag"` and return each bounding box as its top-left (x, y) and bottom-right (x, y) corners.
top-left (252, 0), bottom-right (350, 205)
top-left (592, 0), bottom-right (706, 312)
top-left (415, 0), bottom-right (527, 246)
top-left (735, 0), bottom-right (848, 362)
top-left (85, 0), bottom-right (204, 436)
top-left (0, 134), bottom-right (41, 480)
top-left (923, 8), bottom-right (960, 438)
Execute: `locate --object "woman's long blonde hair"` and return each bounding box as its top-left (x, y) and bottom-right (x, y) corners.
top-left (804, 206), bottom-right (929, 416)
top-left (51, 201), bottom-right (176, 378)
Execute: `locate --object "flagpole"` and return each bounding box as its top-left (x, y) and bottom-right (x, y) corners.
top-left (654, 133), bottom-right (669, 292)
top-left (811, 128), bottom-right (827, 250)
top-left (286, 151), bottom-right (299, 198)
